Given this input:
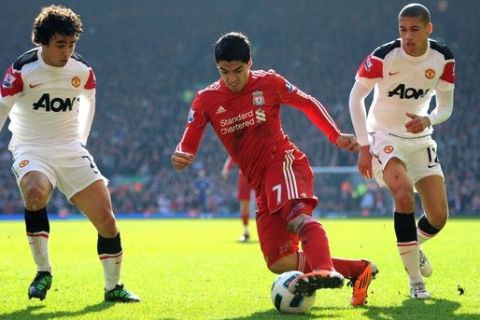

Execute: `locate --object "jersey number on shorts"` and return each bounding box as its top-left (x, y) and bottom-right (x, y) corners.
top-left (426, 146), bottom-right (439, 168)
top-left (82, 155), bottom-right (99, 174)
top-left (272, 184), bottom-right (282, 205)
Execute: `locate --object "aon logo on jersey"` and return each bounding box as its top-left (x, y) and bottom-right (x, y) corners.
top-left (33, 93), bottom-right (79, 112)
top-left (388, 84), bottom-right (430, 100)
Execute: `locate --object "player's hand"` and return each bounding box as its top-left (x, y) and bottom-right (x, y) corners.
top-left (358, 145), bottom-right (373, 179)
top-left (405, 112), bottom-right (431, 134)
top-left (336, 133), bottom-right (359, 152)
top-left (171, 151), bottom-right (195, 171)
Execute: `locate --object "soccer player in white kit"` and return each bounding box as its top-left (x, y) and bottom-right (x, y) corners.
top-left (349, 3), bottom-right (455, 299)
top-left (0, 5), bottom-right (140, 302)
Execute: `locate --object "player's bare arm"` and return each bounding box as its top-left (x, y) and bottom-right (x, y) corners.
top-left (404, 112), bottom-right (431, 134)
top-left (171, 151), bottom-right (195, 171)
top-left (358, 146), bottom-right (373, 179)
top-left (335, 133), bottom-right (359, 152)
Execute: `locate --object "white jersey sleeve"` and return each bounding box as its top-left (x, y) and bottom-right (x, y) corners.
top-left (349, 81), bottom-right (373, 146)
top-left (78, 83), bottom-right (96, 145)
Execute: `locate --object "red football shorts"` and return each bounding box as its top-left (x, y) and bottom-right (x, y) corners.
top-left (238, 170), bottom-right (252, 201)
top-left (255, 149), bottom-right (318, 267)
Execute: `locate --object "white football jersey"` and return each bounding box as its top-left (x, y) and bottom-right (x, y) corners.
top-left (355, 39), bottom-right (455, 138)
top-left (0, 47), bottom-right (96, 151)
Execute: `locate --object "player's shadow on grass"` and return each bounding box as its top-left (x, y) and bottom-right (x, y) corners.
top-left (236, 239), bottom-right (259, 244)
top-left (222, 307), bottom-right (333, 320)
top-left (0, 302), bottom-right (114, 320)
top-left (361, 297), bottom-right (478, 320)
top-left (220, 297), bottom-right (479, 320)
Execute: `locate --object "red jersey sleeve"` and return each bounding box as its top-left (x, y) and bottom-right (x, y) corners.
top-left (355, 54), bottom-right (383, 89)
top-left (175, 93), bottom-right (208, 155)
top-left (273, 73), bottom-right (340, 144)
top-left (1, 66), bottom-right (23, 99)
top-left (440, 61), bottom-right (455, 84)
top-left (84, 69), bottom-right (96, 90)
top-left (357, 54), bottom-right (383, 79)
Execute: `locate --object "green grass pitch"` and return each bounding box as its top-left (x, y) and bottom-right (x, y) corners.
top-left (0, 218), bottom-right (479, 319)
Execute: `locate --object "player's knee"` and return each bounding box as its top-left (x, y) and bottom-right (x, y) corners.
top-left (268, 262), bottom-right (286, 274)
top-left (94, 210), bottom-right (118, 237)
top-left (429, 211), bottom-right (449, 229)
top-left (280, 200), bottom-right (316, 233)
top-left (286, 214), bottom-right (310, 233)
top-left (22, 184), bottom-right (50, 210)
top-left (391, 187), bottom-right (415, 211)
top-left (268, 255), bottom-right (294, 274)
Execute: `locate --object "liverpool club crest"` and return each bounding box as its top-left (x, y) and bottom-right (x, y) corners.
top-left (252, 90), bottom-right (265, 106)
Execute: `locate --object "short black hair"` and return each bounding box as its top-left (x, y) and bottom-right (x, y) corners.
top-left (214, 32), bottom-right (251, 63)
top-left (32, 5), bottom-right (83, 45)
top-left (398, 3), bottom-right (431, 24)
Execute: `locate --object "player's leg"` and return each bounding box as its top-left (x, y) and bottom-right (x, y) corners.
top-left (415, 175), bottom-right (448, 233)
top-left (261, 150), bottom-right (344, 295)
top-left (239, 199), bottom-right (250, 242)
top-left (13, 155), bottom-right (56, 301)
top-left (383, 157), bottom-right (428, 299)
top-left (284, 210), bottom-right (335, 273)
top-left (70, 180), bottom-right (140, 302)
top-left (256, 195), bottom-right (299, 274)
top-left (61, 149), bottom-right (139, 302)
top-left (411, 141), bottom-right (448, 235)
top-left (264, 220), bottom-right (375, 306)
top-left (258, 206), bottom-right (343, 294)
top-left (20, 172), bottom-right (54, 271)
top-left (280, 205), bottom-right (344, 295)
top-left (415, 176), bottom-right (447, 275)
top-left (238, 171), bottom-right (251, 242)
top-left (342, 259), bottom-right (378, 306)
top-left (410, 141), bottom-right (448, 278)
top-left (297, 252), bottom-right (378, 306)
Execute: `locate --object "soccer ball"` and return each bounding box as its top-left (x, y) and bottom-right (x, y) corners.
top-left (271, 271), bottom-right (316, 314)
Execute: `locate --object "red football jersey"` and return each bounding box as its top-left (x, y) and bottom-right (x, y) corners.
top-left (176, 69), bottom-right (340, 188)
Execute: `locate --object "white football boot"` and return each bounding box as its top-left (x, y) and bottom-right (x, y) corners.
top-left (419, 249), bottom-right (432, 277)
top-left (410, 281), bottom-right (431, 299)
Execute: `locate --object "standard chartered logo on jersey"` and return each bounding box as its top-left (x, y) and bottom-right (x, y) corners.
top-left (220, 110), bottom-right (254, 135)
top-left (33, 93), bottom-right (79, 112)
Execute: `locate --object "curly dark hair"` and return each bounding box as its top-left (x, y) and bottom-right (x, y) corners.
top-left (32, 5), bottom-right (83, 45)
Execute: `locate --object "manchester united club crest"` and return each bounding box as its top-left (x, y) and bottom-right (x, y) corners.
top-left (19, 160), bottom-right (30, 168)
top-left (71, 76), bottom-right (81, 88)
top-left (384, 145), bottom-right (394, 154)
top-left (252, 90), bottom-right (265, 106)
top-left (424, 68), bottom-right (435, 80)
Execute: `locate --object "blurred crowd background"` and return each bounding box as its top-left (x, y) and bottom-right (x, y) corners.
top-left (1, 0), bottom-right (479, 217)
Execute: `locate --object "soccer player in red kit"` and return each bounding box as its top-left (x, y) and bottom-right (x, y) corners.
top-left (172, 32), bottom-right (378, 305)
top-left (222, 155), bottom-right (254, 242)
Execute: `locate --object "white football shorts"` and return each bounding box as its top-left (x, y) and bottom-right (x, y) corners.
top-left (369, 131), bottom-right (444, 187)
top-left (10, 144), bottom-right (108, 200)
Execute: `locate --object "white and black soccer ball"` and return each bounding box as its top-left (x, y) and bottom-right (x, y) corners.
top-left (271, 271), bottom-right (316, 314)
